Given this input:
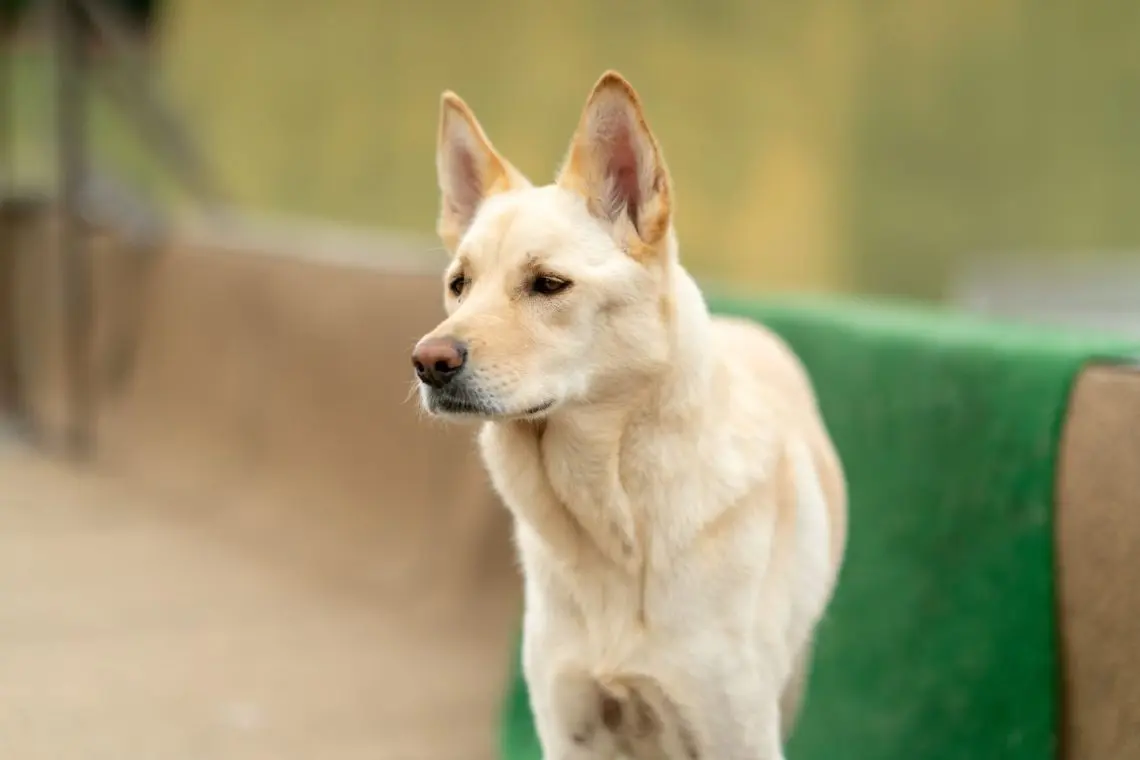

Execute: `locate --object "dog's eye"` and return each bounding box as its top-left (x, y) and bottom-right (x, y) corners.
top-left (448, 274), bottom-right (467, 297)
top-left (531, 275), bottom-right (571, 296)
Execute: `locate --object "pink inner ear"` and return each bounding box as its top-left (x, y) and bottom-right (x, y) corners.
top-left (603, 123), bottom-right (642, 231)
top-left (448, 144), bottom-right (484, 216)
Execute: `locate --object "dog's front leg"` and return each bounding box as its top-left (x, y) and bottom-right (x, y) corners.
top-left (680, 655), bottom-right (787, 760)
top-left (706, 698), bottom-right (785, 760)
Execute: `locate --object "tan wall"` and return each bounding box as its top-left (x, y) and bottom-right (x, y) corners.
top-left (1, 209), bottom-right (519, 759)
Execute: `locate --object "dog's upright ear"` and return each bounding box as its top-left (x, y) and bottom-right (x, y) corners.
top-left (557, 71), bottom-right (673, 256)
top-left (436, 92), bottom-right (530, 252)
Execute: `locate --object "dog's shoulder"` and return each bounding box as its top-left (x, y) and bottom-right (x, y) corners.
top-left (707, 314), bottom-right (847, 571)
top-left (707, 316), bottom-right (818, 413)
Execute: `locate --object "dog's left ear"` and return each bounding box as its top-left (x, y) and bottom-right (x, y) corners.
top-left (557, 71), bottom-right (673, 254)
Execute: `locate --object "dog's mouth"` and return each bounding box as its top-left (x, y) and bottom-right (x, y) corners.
top-left (426, 391), bottom-right (555, 420)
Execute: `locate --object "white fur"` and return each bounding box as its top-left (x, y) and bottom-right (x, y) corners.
top-left (417, 73), bottom-right (848, 760)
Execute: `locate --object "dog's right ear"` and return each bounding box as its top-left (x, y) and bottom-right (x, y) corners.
top-left (436, 92), bottom-right (530, 252)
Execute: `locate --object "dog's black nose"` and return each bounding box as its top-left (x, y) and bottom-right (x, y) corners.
top-left (412, 336), bottom-right (468, 388)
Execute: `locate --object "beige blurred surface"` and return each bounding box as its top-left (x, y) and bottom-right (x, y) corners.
top-left (0, 444), bottom-right (518, 760)
top-left (1, 217), bottom-right (520, 760)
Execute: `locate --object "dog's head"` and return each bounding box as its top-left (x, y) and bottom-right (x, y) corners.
top-left (414, 71), bottom-right (679, 421)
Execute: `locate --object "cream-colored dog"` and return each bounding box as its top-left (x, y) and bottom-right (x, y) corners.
top-left (412, 71), bottom-right (847, 760)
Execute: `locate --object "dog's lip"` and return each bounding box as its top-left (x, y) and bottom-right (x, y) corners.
top-left (429, 392), bottom-right (555, 418)
top-left (431, 394), bottom-right (486, 415)
top-left (519, 399), bottom-right (556, 416)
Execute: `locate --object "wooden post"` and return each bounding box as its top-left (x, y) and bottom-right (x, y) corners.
top-left (53, 0), bottom-right (94, 458)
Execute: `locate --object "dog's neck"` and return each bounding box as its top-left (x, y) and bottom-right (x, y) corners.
top-left (489, 261), bottom-right (715, 570)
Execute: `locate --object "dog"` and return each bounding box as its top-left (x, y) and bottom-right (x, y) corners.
top-left (412, 70), bottom-right (847, 759)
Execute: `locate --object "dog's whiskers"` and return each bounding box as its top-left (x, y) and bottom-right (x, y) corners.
top-left (403, 379), bottom-right (422, 404)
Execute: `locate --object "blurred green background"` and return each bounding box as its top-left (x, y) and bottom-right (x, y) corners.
top-left (6, 0), bottom-right (1140, 298)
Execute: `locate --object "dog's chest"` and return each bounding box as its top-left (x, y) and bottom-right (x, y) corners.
top-left (482, 420), bottom-right (726, 617)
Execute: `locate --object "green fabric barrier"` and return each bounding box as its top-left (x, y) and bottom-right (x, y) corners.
top-left (500, 294), bottom-right (1138, 760)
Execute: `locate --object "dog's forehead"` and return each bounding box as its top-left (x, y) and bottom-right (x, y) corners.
top-left (461, 186), bottom-right (606, 268)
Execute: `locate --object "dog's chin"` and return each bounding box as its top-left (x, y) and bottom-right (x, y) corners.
top-left (421, 389), bottom-right (557, 422)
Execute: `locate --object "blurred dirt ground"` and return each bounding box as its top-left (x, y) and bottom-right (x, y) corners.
top-left (0, 438), bottom-right (517, 760)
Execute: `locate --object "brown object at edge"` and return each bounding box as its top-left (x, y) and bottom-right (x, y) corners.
top-left (1058, 363), bottom-right (1140, 760)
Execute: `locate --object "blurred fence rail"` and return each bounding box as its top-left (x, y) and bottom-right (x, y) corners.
top-left (953, 257), bottom-right (1140, 339)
